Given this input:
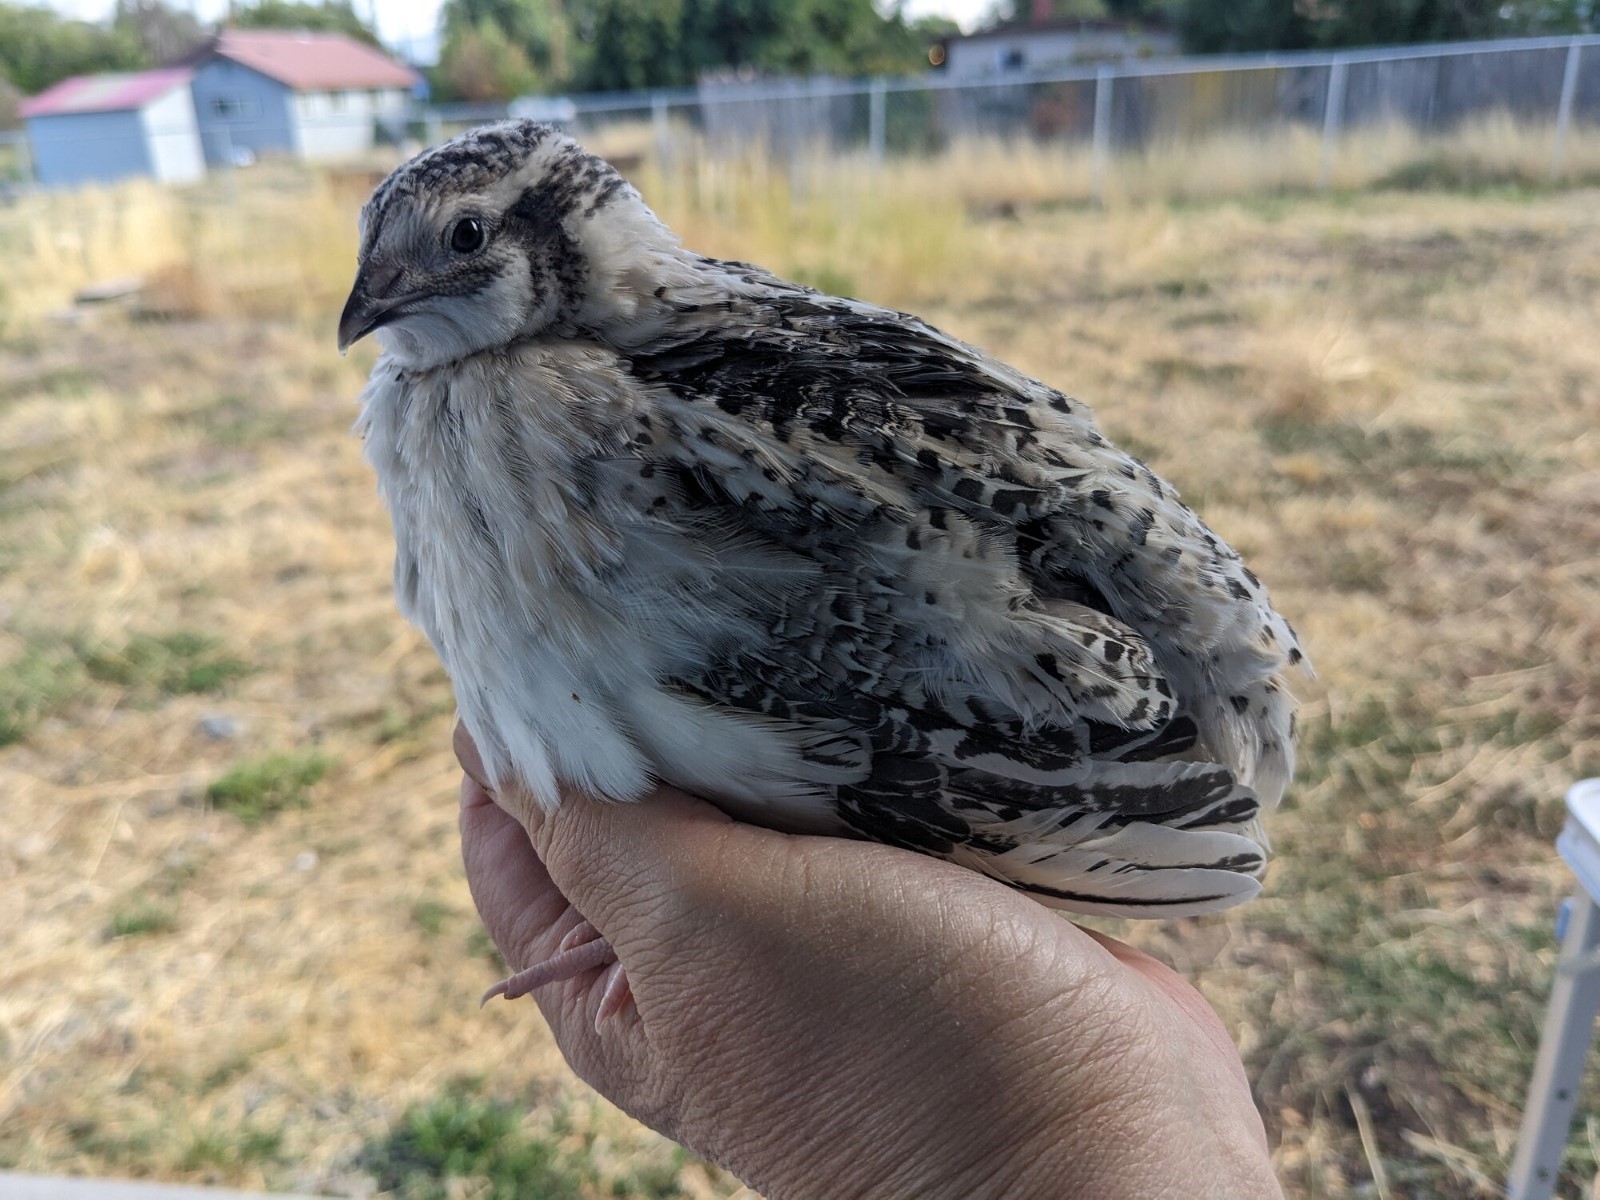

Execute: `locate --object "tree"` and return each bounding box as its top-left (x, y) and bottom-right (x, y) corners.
top-left (441, 0), bottom-right (569, 78)
top-left (680, 0), bottom-right (777, 74)
top-left (0, 74), bottom-right (20, 130)
top-left (434, 17), bottom-right (542, 99)
top-left (760, 0), bottom-right (930, 76)
top-left (113, 0), bottom-right (204, 64)
top-left (1175, 0), bottom-right (1308, 52)
top-left (1176, 0), bottom-right (1593, 53)
top-left (571, 0), bottom-right (684, 90)
top-left (231, 1), bottom-right (381, 45)
top-left (569, 0), bottom-right (944, 86)
top-left (981, 0), bottom-right (1183, 23)
top-left (0, 3), bottom-right (145, 96)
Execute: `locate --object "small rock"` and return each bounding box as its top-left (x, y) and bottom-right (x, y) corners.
top-left (198, 714), bottom-right (241, 741)
top-left (75, 275), bottom-right (145, 304)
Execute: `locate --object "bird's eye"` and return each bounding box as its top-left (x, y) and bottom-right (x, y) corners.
top-left (449, 216), bottom-right (485, 254)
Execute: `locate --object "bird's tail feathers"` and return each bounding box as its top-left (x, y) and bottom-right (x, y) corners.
top-left (942, 760), bottom-right (1266, 919)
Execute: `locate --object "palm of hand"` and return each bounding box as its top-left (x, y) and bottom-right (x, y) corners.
top-left (455, 725), bottom-right (1276, 1200)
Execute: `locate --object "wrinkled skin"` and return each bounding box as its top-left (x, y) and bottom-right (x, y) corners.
top-left (456, 725), bottom-right (1283, 1200)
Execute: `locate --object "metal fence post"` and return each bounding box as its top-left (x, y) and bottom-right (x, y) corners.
top-left (868, 77), bottom-right (887, 167)
top-left (651, 91), bottom-right (671, 168)
top-left (1551, 38), bottom-right (1583, 181)
top-left (1092, 65), bottom-right (1113, 203)
top-left (1320, 55), bottom-right (1348, 190)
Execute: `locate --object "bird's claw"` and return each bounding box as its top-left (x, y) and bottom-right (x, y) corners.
top-left (594, 960), bottom-right (633, 1032)
top-left (480, 932), bottom-right (617, 1007)
top-left (480, 920), bottom-right (634, 1031)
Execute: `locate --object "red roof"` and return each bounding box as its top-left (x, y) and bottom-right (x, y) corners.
top-left (21, 68), bottom-right (193, 119)
top-left (205, 29), bottom-right (419, 91)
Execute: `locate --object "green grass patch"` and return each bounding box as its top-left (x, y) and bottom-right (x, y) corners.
top-left (1471, 707), bottom-right (1568, 750)
top-left (1325, 547), bottom-right (1390, 595)
top-left (376, 695), bottom-right (455, 745)
top-left (107, 902), bottom-right (178, 939)
top-left (1373, 154), bottom-right (1566, 195)
top-left (177, 1122), bottom-right (284, 1173)
top-left (610, 1151), bottom-right (690, 1199)
top-left (0, 641), bottom-right (87, 746)
top-left (1153, 276), bottom-right (1214, 299)
top-left (1146, 357), bottom-right (1244, 387)
top-left (184, 391), bottom-right (304, 447)
top-left (1296, 694), bottom-right (1444, 793)
top-left (361, 1089), bottom-right (588, 1200)
top-left (1259, 416), bottom-right (1523, 481)
top-left (1254, 681), bottom-right (1596, 1192)
top-left (1167, 306), bottom-right (1241, 329)
top-left (0, 364), bottom-right (97, 404)
top-left (411, 897), bottom-right (452, 938)
top-left (466, 926), bottom-right (507, 972)
top-left (81, 631), bottom-right (253, 697)
top-left (1246, 882), bottom-right (1591, 1195)
top-left (62, 1122), bottom-right (157, 1171)
top-left (200, 1054), bottom-right (253, 1094)
top-left (206, 751), bottom-right (330, 824)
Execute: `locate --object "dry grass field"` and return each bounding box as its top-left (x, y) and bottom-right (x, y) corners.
top-left (2, 123), bottom-right (1599, 1198)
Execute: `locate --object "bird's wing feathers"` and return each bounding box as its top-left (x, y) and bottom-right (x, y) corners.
top-left (590, 287), bottom-right (1299, 915)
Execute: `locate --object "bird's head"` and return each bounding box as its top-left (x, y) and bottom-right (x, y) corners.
top-left (338, 121), bottom-right (675, 369)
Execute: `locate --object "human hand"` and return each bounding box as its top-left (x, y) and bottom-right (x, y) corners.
top-left (454, 725), bottom-right (1282, 1200)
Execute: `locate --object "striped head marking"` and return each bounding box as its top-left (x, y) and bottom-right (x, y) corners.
top-left (338, 120), bottom-right (658, 368)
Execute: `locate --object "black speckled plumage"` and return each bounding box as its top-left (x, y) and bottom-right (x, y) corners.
top-left (346, 121), bottom-right (1307, 918)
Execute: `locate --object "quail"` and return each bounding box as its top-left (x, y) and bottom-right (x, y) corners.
top-left (340, 121), bottom-right (1304, 1005)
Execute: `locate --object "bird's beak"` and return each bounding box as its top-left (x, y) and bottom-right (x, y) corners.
top-left (337, 262), bottom-right (408, 354)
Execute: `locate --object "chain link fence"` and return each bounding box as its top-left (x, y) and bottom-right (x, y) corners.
top-left (4, 33), bottom-right (1598, 197)
top-left (425, 33), bottom-right (1600, 194)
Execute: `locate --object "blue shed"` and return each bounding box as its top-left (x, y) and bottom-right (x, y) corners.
top-left (21, 69), bottom-right (205, 189)
top-left (187, 29), bottom-right (419, 166)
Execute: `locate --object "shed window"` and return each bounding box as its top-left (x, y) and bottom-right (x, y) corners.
top-left (210, 96), bottom-right (256, 119)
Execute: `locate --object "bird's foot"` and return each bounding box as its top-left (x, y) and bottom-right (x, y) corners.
top-left (481, 919), bottom-right (632, 1031)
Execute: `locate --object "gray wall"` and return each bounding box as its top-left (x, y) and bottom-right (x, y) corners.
top-left (25, 109), bottom-right (152, 188)
top-left (944, 28), bottom-right (1179, 79)
top-left (189, 59), bottom-right (296, 164)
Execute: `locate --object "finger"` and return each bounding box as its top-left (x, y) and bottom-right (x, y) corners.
top-left (1078, 927), bottom-right (1250, 1091)
top-left (520, 780), bottom-right (746, 957)
top-left (459, 773), bottom-right (579, 973)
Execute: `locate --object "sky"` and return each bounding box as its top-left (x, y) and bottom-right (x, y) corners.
top-left (41, 0), bottom-right (998, 62)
